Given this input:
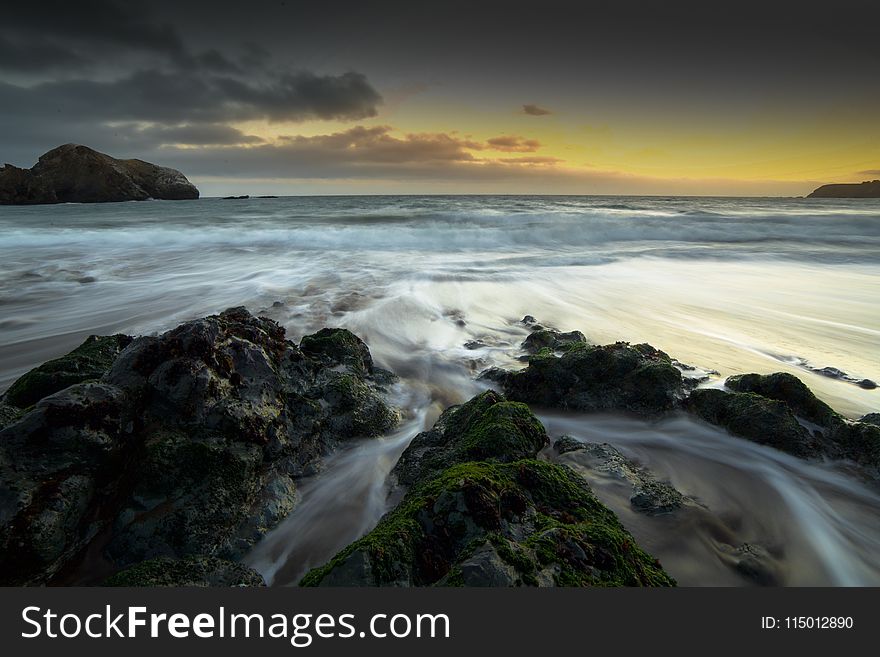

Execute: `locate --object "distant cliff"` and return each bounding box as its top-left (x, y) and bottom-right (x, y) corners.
top-left (0, 144), bottom-right (199, 205)
top-left (808, 180), bottom-right (880, 198)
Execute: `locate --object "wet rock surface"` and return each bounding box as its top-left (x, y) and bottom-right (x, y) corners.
top-left (103, 556), bottom-right (265, 587)
top-left (301, 391), bottom-right (675, 587)
top-left (0, 308), bottom-right (399, 585)
top-left (492, 341), bottom-right (685, 416)
top-left (553, 437), bottom-right (688, 515)
top-left (689, 373), bottom-right (880, 468)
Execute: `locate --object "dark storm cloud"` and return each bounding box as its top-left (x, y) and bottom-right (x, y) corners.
top-left (522, 104), bottom-right (551, 116)
top-left (0, 70), bottom-right (380, 125)
top-left (1, 0), bottom-right (189, 72)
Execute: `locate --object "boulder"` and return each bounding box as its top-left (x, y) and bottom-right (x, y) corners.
top-left (0, 308), bottom-right (399, 585)
top-left (301, 392), bottom-right (674, 587)
top-left (0, 144), bottom-right (199, 205)
top-left (495, 341), bottom-right (684, 416)
top-left (687, 374), bottom-right (880, 468)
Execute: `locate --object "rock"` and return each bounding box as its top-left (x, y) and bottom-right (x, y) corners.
top-left (2, 334), bottom-right (132, 409)
top-left (686, 388), bottom-right (817, 458)
top-left (859, 413), bottom-right (880, 427)
top-left (301, 392), bottom-right (674, 587)
top-left (725, 372), bottom-right (838, 428)
top-left (0, 307), bottom-right (399, 585)
top-left (222, 195), bottom-right (250, 200)
top-left (0, 144), bottom-right (199, 205)
top-left (495, 341), bottom-right (684, 416)
top-left (807, 180), bottom-right (880, 198)
top-left (553, 438), bottom-right (687, 515)
top-left (521, 328), bottom-right (588, 354)
top-left (714, 372), bottom-right (880, 467)
top-left (718, 543), bottom-right (780, 586)
top-left (103, 556), bottom-right (265, 587)
top-left (392, 390), bottom-right (549, 488)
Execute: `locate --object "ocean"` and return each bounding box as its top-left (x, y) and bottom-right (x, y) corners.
top-left (1, 194), bottom-right (879, 585)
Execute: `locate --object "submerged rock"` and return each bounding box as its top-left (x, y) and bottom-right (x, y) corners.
top-left (494, 341), bottom-right (684, 416)
top-left (0, 144), bottom-right (199, 205)
top-left (301, 392), bottom-right (674, 587)
top-left (553, 437), bottom-right (687, 515)
top-left (0, 307), bottom-right (399, 585)
top-left (103, 556), bottom-right (265, 587)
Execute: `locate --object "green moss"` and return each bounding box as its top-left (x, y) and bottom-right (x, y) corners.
top-left (4, 334), bottom-right (131, 408)
top-left (302, 459), bottom-right (674, 587)
top-left (726, 372), bottom-right (839, 428)
top-left (687, 388), bottom-right (813, 457)
top-left (503, 342), bottom-right (683, 415)
top-left (300, 328), bottom-right (373, 374)
top-left (103, 556), bottom-right (265, 587)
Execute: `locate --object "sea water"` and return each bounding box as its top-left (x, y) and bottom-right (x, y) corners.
top-left (1, 195), bottom-right (878, 585)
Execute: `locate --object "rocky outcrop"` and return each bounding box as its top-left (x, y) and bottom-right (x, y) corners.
top-left (301, 391), bottom-right (675, 587)
top-left (0, 308), bottom-right (399, 585)
top-left (0, 144), bottom-right (199, 205)
top-left (807, 180), bottom-right (880, 198)
top-left (489, 341), bottom-right (684, 416)
top-left (687, 372), bottom-right (880, 468)
top-left (103, 556), bottom-right (265, 587)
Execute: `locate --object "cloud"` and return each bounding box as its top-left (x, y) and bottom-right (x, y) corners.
top-left (0, 1), bottom-right (189, 72)
top-left (486, 135), bottom-right (541, 152)
top-left (856, 169), bottom-right (880, 176)
top-left (277, 126), bottom-right (484, 164)
top-left (522, 104), bottom-right (552, 116)
top-left (148, 125), bottom-right (563, 181)
top-left (132, 124), bottom-right (264, 146)
top-left (0, 70), bottom-right (381, 128)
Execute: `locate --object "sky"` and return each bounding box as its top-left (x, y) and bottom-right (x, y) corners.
top-left (1, 0), bottom-right (878, 196)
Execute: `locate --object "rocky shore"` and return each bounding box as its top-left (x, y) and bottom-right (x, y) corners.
top-left (1, 310), bottom-right (877, 587)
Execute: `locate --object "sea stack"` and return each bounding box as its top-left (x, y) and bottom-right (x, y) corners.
top-left (0, 144), bottom-right (199, 205)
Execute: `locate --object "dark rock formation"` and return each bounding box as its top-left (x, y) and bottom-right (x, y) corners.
top-left (807, 180), bottom-right (880, 198)
top-left (553, 437), bottom-right (687, 515)
top-left (686, 388), bottom-right (818, 458)
top-left (0, 308), bottom-right (399, 585)
top-left (521, 327), bottom-right (588, 354)
top-left (103, 556), bottom-right (265, 587)
top-left (491, 342), bottom-right (684, 416)
top-left (0, 144), bottom-right (199, 205)
top-left (687, 372), bottom-right (880, 467)
top-left (3, 334), bottom-right (132, 408)
top-left (301, 391), bottom-right (674, 587)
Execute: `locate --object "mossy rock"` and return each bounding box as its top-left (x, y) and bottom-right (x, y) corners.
top-left (521, 328), bottom-right (587, 354)
top-left (304, 391), bottom-right (673, 587)
top-left (300, 328), bottom-right (374, 375)
top-left (392, 390), bottom-right (548, 487)
top-left (726, 372), bottom-right (838, 428)
top-left (103, 556), bottom-right (265, 587)
top-left (687, 388), bottom-right (816, 457)
top-left (301, 459), bottom-right (674, 587)
top-left (501, 341), bottom-right (684, 416)
top-left (3, 334), bottom-right (132, 408)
